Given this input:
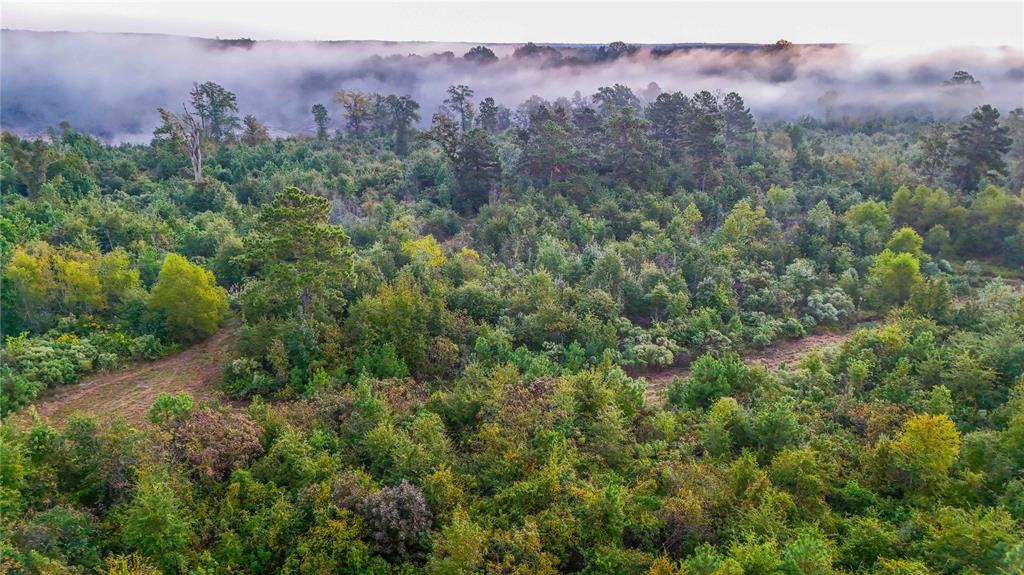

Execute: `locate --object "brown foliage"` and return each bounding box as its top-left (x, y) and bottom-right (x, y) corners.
top-left (171, 408), bottom-right (264, 480)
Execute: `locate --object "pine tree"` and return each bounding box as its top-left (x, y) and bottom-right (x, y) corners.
top-left (242, 186), bottom-right (354, 322)
top-left (311, 103), bottom-right (330, 141)
top-left (952, 105), bottom-right (1012, 191)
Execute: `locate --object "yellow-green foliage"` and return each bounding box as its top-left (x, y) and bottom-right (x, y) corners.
top-left (148, 253), bottom-right (227, 342)
top-left (867, 249), bottom-right (922, 309)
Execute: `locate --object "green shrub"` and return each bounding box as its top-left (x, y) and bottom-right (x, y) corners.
top-left (668, 352), bottom-right (746, 409)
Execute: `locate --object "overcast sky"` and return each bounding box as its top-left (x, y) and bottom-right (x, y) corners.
top-left (3, 0), bottom-right (1022, 49)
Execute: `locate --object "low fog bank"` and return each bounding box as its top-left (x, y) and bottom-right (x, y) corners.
top-left (3, 30), bottom-right (1022, 142)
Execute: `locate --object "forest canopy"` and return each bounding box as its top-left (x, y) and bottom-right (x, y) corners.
top-left (1, 69), bottom-right (1023, 574)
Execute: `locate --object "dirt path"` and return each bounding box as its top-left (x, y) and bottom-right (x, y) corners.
top-left (23, 322), bottom-right (238, 426)
top-left (635, 322), bottom-right (874, 403)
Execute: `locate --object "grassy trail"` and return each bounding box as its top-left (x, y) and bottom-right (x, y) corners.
top-left (24, 322), bottom-right (238, 426)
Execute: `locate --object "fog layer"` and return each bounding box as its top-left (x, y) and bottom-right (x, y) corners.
top-left (2, 30), bottom-right (1022, 142)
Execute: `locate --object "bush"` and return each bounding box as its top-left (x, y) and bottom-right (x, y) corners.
top-left (10, 505), bottom-right (101, 570)
top-left (352, 342), bottom-right (409, 380)
top-left (118, 470), bottom-right (193, 574)
top-left (221, 357), bottom-right (276, 398)
top-left (171, 408), bottom-right (264, 481)
top-left (0, 334), bottom-right (114, 409)
top-left (867, 249), bottom-right (922, 310)
top-left (128, 335), bottom-right (167, 361)
top-left (352, 480), bottom-right (433, 561)
top-left (668, 352), bottom-right (746, 409)
top-left (147, 392), bottom-right (194, 429)
top-left (0, 363), bottom-right (44, 413)
top-left (806, 288), bottom-right (856, 325)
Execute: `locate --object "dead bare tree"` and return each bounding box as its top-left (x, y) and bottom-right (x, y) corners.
top-left (157, 106), bottom-right (203, 183)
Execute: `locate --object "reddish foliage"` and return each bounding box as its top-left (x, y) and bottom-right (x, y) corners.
top-left (171, 408), bottom-right (264, 480)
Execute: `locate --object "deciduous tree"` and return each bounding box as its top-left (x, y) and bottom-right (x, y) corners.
top-left (148, 253), bottom-right (227, 342)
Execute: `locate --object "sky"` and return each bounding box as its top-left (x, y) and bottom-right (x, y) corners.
top-left (3, 0), bottom-right (1023, 49)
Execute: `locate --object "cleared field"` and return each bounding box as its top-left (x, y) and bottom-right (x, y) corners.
top-left (25, 322), bottom-right (237, 426)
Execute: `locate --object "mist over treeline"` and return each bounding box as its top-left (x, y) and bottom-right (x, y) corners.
top-left (2, 29), bottom-right (1022, 142)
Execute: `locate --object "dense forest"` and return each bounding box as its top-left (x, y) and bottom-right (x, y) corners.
top-left (2, 62), bottom-right (1024, 574)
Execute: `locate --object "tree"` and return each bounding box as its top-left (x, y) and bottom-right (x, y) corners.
top-left (894, 414), bottom-right (960, 492)
top-left (352, 480), bottom-right (433, 561)
top-left (512, 42), bottom-right (563, 64)
top-left (599, 107), bottom-right (657, 186)
top-left (444, 85), bottom-right (477, 133)
top-left (645, 91), bottom-right (690, 161)
top-left (119, 470), bottom-right (193, 574)
top-left (455, 129), bottom-right (501, 213)
top-left (1005, 107), bottom-right (1024, 191)
top-left (951, 105), bottom-right (1012, 191)
top-left (97, 554), bottom-right (162, 575)
top-left (717, 199), bottom-right (780, 262)
top-left (1, 134), bottom-right (50, 198)
top-left (384, 94), bottom-right (420, 155)
top-left (240, 114), bottom-right (269, 146)
top-left (3, 244), bottom-right (56, 330)
top-left (147, 392), bottom-right (194, 429)
top-left (148, 253), bottom-right (227, 342)
top-left (909, 276), bottom-right (952, 321)
top-left (885, 227), bottom-right (924, 257)
top-left (154, 106), bottom-right (203, 183)
top-left (311, 103), bottom-right (331, 140)
top-left (463, 45), bottom-right (498, 64)
top-left (915, 124), bottom-right (950, 187)
top-left (430, 114), bottom-right (501, 214)
top-left (781, 531), bottom-right (835, 575)
top-left (592, 84), bottom-right (641, 116)
top-left (430, 112), bottom-right (462, 163)
top-left (477, 97), bottom-right (508, 134)
top-left (171, 408), bottom-right (264, 481)
top-left (345, 277), bottom-right (440, 377)
top-left (846, 200), bottom-right (891, 239)
top-left (866, 249), bottom-right (922, 309)
top-left (668, 352), bottom-right (746, 409)
top-left (189, 81), bottom-right (240, 142)
top-left (687, 90), bottom-right (725, 192)
top-left (922, 507), bottom-right (1019, 574)
top-left (721, 91), bottom-right (754, 146)
top-left (58, 258), bottom-right (105, 314)
top-left (334, 90), bottom-right (375, 137)
top-left (517, 108), bottom-right (581, 186)
top-left (943, 70), bottom-right (981, 86)
top-left (425, 510), bottom-right (487, 575)
top-left (242, 186), bottom-right (354, 322)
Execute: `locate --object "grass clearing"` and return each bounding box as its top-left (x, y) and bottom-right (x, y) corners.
top-left (22, 321), bottom-right (238, 426)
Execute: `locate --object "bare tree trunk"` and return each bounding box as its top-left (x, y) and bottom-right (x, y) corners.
top-left (181, 105), bottom-right (203, 183)
top-left (190, 142), bottom-right (202, 183)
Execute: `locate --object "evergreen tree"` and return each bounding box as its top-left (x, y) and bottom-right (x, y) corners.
top-left (687, 90), bottom-right (725, 192)
top-left (645, 91), bottom-right (690, 161)
top-left (721, 91), bottom-right (754, 146)
top-left (240, 114), bottom-right (269, 146)
top-left (311, 103), bottom-right (330, 141)
top-left (241, 186), bottom-right (354, 322)
top-left (444, 85), bottom-right (476, 133)
top-left (952, 105), bottom-right (1012, 191)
